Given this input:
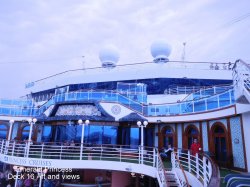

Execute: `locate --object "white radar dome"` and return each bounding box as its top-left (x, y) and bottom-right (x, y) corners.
top-left (99, 45), bottom-right (120, 68)
top-left (150, 40), bottom-right (171, 63)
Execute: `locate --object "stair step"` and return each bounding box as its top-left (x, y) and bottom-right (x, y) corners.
top-left (167, 180), bottom-right (177, 182)
top-left (165, 172), bottom-right (175, 175)
top-left (168, 182), bottom-right (179, 187)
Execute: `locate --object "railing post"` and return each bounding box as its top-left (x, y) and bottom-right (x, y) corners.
top-left (41, 143), bottom-right (44, 159)
top-left (119, 147), bottom-right (122, 162)
top-left (26, 141), bottom-right (30, 157)
top-left (12, 141), bottom-right (15, 156)
top-left (171, 152), bottom-right (175, 169)
top-left (100, 145), bottom-right (103, 160)
top-left (153, 148), bottom-right (156, 167)
top-left (196, 153), bottom-right (199, 178)
top-left (188, 150), bottom-right (191, 172)
top-left (60, 145), bottom-right (63, 160)
top-left (217, 95), bottom-right (220, 108)
top-left (1, 140), bottom-right (4, 154)
top-left (229, 90), bottom-right (232, 104)
top-left (4, 140), bottom-right (8, 155)
top-left (80, 143), bottom-right (83, 160)
top-left (203, 156), bottom-right (208, 187)
top-left (156, 153), bottom-right (159, 170)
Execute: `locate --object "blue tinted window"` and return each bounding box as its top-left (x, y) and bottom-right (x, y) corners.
top-left (82, 125), bottom-right (118, 145)
top-left (130, 128), bottom-right (139, 148)
top-left (103, 126), bottom-right (117, 144)
top-left (188, 128), bottom-right (198, 135)
top-left (88, 125), bottom-right (102, 144)
top-left (165, 128), bottom-right (173, 135)
top-left (42, 126), bottom-right (52, 142)
top-left (0, 124), bottom-right (7, 130)
top-left (22, 126), bottom-right (30, 140)
top-left (0, 124), bottom-right (7, 139)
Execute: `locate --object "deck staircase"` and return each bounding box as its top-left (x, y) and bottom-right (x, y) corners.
top-left (165, 170), bottom-right (181, 187)
top-left (233, 59), bottom-right (250, 104)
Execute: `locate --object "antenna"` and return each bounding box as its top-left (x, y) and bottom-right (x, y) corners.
top-left (181, 42), bottom-right (186, 62)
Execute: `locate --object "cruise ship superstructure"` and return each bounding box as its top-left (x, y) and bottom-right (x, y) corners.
top-left (0, 41), bottom-right (250, 187)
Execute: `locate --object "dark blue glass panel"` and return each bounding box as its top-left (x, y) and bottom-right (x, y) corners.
top-left (219, 92), bottom-right (230, 107)
top-left (0, 124), bottom-right (7, 130)
top-left (130, 128), bottom-right (139, 148)
top-left (207, 97), bottom-right (218, 110)
top-left (188, 128), bottom-right (198, 135)
top-left (22, 126), bottom-right (30, 140)
top-left (87, 125), bottom-right (102, 144)
top-left (194, 100), bottom-right (205, 112)
top-left (145, 128), bottom-right (154, 147)
top-left (0, 131), bottom-right (7, 139)
top-left (103, 126), bottom-right (117, 144)
top-left (42, 126), bottom-right (52, 142)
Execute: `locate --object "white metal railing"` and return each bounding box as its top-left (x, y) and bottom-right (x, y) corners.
top-left (233, 59), bottom-right (250, 103)
top-left (165, 84), bottom-right (232, 96)
top-left (0, 86), bottom-right (235, 117)
top-left (0, 139), bottom-right (168, 187)
top-left (171, 149), bottom-right (219, 187)
top-left (171, 151), bottom-right (189, 187)
top-left (0, 140), bottom-right (220, 187)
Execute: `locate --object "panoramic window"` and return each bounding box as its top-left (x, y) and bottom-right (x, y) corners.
top-left (0, 124), bottom-right (7, 139)
top-left (42, 126), bottom-right (52, 142)
top-left (81, 125), bottom-right (118, 145)
top-left (21, 126), bottom-right (30, 140)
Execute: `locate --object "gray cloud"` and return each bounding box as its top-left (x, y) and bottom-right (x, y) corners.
top-left (0, 0), bottom-right (250, 98)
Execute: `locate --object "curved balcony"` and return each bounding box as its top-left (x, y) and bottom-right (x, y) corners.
top-left (0, 88), bottom-right (235, 118)
top-left (0, 139), bottom-right (219, 187)
top-left (182, 84), bottom-right (233, 102)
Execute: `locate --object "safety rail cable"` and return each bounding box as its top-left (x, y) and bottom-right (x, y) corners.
top-left (0, 139), bottom-right (168, 187)
top-left (172, 151), bottom-right (190, 187)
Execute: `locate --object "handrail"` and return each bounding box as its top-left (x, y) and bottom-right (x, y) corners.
top-left (171, 148), bottom-right (220, 187)
top-left (172, 151), bottom-right (190, 187)
top-left (0, 88), bottom-right (235, 117)
top-left (167, 83), bottom-right (232, 93)
top-left (181, 84), bottom-right (233, 102)
top-left (205, 152), bottom-right (220, 187)
top-left (0, 139), bottom-right (168, 187)
top-left (0, 139), bottom-right (219, 187)
top-left (34, 87), bottom-right (234, 113)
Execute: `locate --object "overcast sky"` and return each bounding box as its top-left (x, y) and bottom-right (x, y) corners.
top-left (0, 0), bottom-right (250, 98)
